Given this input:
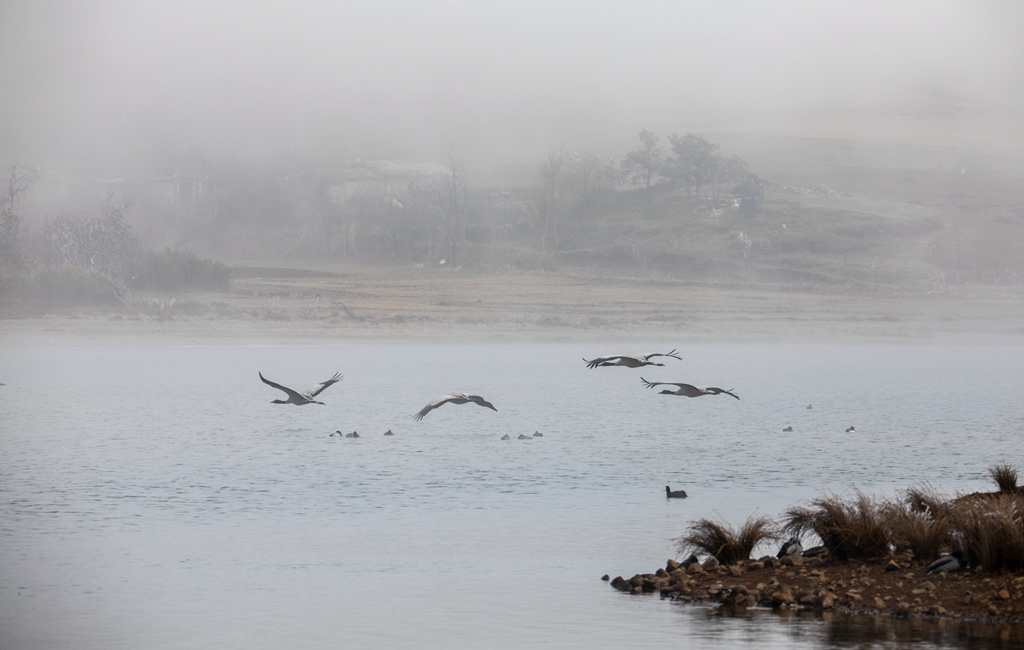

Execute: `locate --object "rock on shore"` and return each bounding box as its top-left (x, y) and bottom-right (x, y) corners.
top-left (608, 553), bottom-right (1024, 623)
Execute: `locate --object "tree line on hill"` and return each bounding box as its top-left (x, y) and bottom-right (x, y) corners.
top-left (0, 162), bottom-right (229, 309)
top-left (0, 130), bottom-right (764, 305)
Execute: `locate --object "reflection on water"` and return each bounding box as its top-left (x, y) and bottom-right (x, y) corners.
top-left (700, 605), bottom-right (1024, 649)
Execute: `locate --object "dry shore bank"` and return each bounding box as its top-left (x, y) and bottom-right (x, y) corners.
top-left (610, 551), bottom-right (1024, 625)
top-left (2, 265), bottom-right (1022, 346)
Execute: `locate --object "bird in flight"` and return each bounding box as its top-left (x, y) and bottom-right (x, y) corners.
top-left (583, 349), bottom-right (682, 369)
top-left (259, 372), bottom-right (342, 405)
top-left (414, 392), bottom-right (497, 421)
top-left (641, 378), bottom-right (739, 400)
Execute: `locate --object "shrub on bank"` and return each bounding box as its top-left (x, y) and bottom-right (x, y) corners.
top-left (677, 464), bottom-right (1024, 575)
top-left (884, 499), bottom-right (952, 562)
top-left (783, 491), bottom-right (892, 562)
top-left (676, 515), bottom-right (778, 565)
top-left (989, 462), bottom-right (1020, 494)
top-left (127, 248), bottom-right (231, 292)
top-left (1, 265), bottom-right (127, 306)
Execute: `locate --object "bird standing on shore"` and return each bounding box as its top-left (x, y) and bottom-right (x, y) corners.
top-left (583, 349), bottom-right (682, 369)
top-left (260, 372), bottom-right (342, 405)
top-left (641, 378), bottom-right (739, 400)
top-left (414, 392), bottom-right (497, 421)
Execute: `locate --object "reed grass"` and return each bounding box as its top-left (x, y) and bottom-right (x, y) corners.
top-left (949, 493), bottom-right (1024, 573)
top-left (988, 462), bottom-right (1020, 494)
top-left (884, 499), bottom-right (952, 561)
top-left (783, 491), bottom-right (891, 561)
top-left (675, 514), bottom-right (778, 565)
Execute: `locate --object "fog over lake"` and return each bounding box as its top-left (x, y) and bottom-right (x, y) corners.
top-left (2, 2), bottom-right (1023, 649)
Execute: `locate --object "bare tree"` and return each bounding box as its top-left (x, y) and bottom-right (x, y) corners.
top-left (537, 145), bottom-right (567, 256)
top-left (437, 142), bottom-right (467, 266)
top-left (1, 162), bottom-right (38, 268)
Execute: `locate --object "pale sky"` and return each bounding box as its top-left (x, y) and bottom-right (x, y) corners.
top-left (1, 0), bottom-right (1021, 163)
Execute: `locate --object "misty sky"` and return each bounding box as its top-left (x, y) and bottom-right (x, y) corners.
top-left (1, 0), bottom-right (1022, 164)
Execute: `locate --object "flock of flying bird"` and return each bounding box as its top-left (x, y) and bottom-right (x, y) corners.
top-left (259, 349), bottom-right (902, 566)
top-left (259, 348), bottom-right (739, 423)
top-left (260, 348), bottom-right (731, 503)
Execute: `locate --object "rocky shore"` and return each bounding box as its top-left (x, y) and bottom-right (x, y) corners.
top-left (608, 552), bottom-right (1024, 623)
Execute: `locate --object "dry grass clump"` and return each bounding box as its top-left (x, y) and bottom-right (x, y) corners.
top-left (904, 484), bottom-right (954, 519)
top-left (988, 462), bottom-right (1020, 494)
top-left (784, 491), bottom-right (891, 562)
top-left (949, 493), bottom-right (1024, 573)
top-left (676, 514), bottom-right (779, 565)
top-left (886, 484), bottom-right (954, 561)
top-left (884, 503), bottom-right (951, 561)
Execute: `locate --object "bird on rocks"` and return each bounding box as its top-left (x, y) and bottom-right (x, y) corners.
top-left (583, 349), bottom-right (682, 369)
top-left (414, 392), bottom-right (497, 421)
top-left (776, 537), bottom-right (803, 558)
top-left (665, 486), bottom-right (688, 498)
top-left (260, 372), bottom-right (342, 405)
top-left (641, 378), bottom-right (739, 400)
top-left (926, 550), bottom-right (964, 575)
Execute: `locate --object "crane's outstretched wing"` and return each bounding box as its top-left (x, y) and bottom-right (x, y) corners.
top-left (260, 372), bottom-right (306, 401)
top-left (704, 387), bottom-right (740, 400)
top-left (643, 349), bottom-right (682, 362)
top-left (583, 355), bottom-right (638, 369)
top-left (306, 372), bottom-right (343, 398)
top-left (641, 378), bottom-right (689, 390)
top-left (413, 393), bottom-right (462, 421)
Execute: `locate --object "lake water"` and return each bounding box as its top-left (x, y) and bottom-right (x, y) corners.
top-left (2, 342), bottom-right (1023, 649)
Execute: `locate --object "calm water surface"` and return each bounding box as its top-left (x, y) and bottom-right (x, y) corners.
top-left (2, 343), bottom-right (1023, 649)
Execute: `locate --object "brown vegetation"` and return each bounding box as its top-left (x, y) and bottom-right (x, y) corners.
top-left (611, 464), bottom-right (1024, 624)
top-left (676, 515), bottom-right (779, 566)
top-left (784, 492), bottom-right (892, 562)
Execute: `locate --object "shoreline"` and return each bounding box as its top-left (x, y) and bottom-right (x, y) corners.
top-left (3, 266), bottom-right (1023, 347)
top-left (609, 552), bottom-right (1024, 626)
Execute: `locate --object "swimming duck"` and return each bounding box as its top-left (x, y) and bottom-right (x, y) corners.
top-left (533, 431), bottom-right (544, 437)
top-left (783, 426), bottom-right (793, 432)
top-left (501, 434), bottom-right (511, 440)
top-left (517, 434), bottom-right (531, 440)
top-left (383, 430), bottom-right (394, 436)
top-left (845, 426), bottom-right (855, 433)
top-left (345, 431), bottom-right (359, 438)
top-left (329, 430), bottom-right (343, 437)
top-left (665, 486), bottom-right (688, 498)
top-left (806, 404), bottom-right (813, 409)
